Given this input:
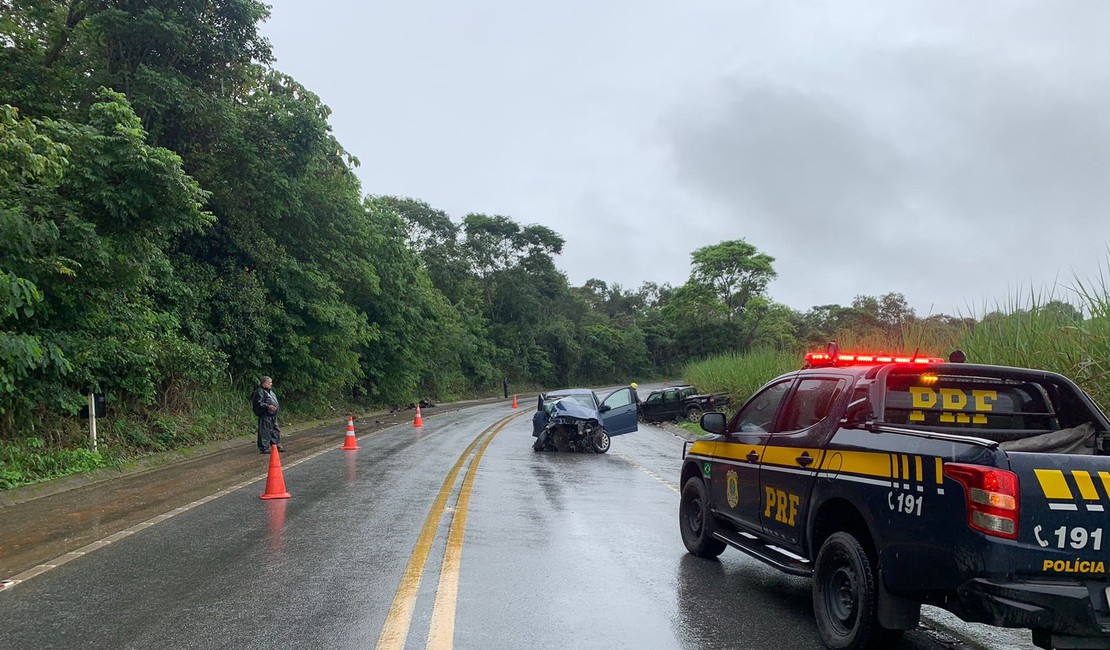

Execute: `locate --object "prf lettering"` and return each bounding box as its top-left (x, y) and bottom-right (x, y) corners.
top-left (764, 487), bottom-right (800, 526)
top-left (908, 387), bottom-right (996, 424)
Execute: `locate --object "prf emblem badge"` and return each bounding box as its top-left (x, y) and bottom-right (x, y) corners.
top-left (703, 462), bottom-right (711, 477)
top-left (726, 470), bottom-right (739, 508)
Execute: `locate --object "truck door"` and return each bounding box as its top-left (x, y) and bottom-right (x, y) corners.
top-left (712, 378), bottom-right (794, 533)
top-left (759, 377), bottom-right (847, 546)
top-left (662, 389), bottom-right (683, 421)
top-left (599, 387), bottom-right (639, 435)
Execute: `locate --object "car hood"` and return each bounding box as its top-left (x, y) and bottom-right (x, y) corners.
top-left (550, 398), bottom-right (598, 421)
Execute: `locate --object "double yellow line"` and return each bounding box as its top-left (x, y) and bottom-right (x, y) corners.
top-left (376, 411), bottom-right (524, 650)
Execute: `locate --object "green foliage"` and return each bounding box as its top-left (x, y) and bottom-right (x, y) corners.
top-left (0, 437), bottom-right (107, 489)
top-left (683, 349), bottom-right (798, 404)
top-left (690, 239), bottom-right (776, 321)
top-left (955, 283), bottom-right (1110, 409)
top-left (0, 104), bottom-right (74, 420)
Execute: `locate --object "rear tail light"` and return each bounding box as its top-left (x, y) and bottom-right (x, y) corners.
top-left (944, 463), bottom-right (1019, 539)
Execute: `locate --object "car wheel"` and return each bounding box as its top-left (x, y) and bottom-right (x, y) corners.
top-left (685, 405), bottom-right (703, 423)
top-left (591, 429), bottom-right (610, 454)
top-left (812, 532), bottom-right (903, 649)
top-left (679, 478), bottom-right (726, 558)
top-left (533, 430), bottom-right (549, 451)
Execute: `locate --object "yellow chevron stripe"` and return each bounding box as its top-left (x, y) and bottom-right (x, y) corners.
top-left (1034, 469), bottom-right (1074, 500)
top-left (1072, 471), bottom-right (1099, 501)
top-left (915, 456), bottom-right (923, 482)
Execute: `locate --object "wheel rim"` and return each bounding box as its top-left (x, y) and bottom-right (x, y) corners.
top-left (687, 408), bottom-right (702, 422)
top-left (824, 562), bottom-right (859, 634)
top-left (596, 433), bottom-right (610, 451)
top-left (686, 495), bottom-right (704, 535)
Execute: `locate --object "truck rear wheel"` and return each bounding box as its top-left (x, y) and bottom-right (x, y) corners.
top-left (685, 405), bottom-right (703, 423)
top-left (812, 531), bottom-right (903, 649)
top-left (679, 478), bottom-right (725, 558)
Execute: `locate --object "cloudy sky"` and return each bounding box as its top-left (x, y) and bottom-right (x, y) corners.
top-left (260, 0), bottom-right (1110, 317)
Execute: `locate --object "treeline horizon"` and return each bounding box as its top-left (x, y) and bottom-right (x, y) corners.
top-left (1, 2), bottom-right (1097, 473)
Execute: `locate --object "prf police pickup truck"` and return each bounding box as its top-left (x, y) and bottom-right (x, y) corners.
top-left (679, 347), bottom-right (1110, 650)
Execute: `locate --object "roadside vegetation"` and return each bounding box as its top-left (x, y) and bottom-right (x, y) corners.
top-left (1, 3), bottom-right (1106, 488)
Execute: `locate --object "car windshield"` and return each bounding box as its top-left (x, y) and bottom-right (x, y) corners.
top-left (544, 394), bottom-right (595, 415)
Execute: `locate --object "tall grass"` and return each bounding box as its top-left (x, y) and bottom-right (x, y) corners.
top-left (831, 318), bottom-right (962, 361)
top-left (956, 275), bottom-right (1110, 410)
top-left (683, 349), bottom-right (797, 406)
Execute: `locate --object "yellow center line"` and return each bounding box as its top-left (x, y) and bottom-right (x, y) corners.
top-left (375, 411), bottom-right (525, 650)
top-left (426, 417), bottom-right (512, 649)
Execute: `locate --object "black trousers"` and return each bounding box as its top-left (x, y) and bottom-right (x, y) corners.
top-left (257, 415), bottom-right (280, 451)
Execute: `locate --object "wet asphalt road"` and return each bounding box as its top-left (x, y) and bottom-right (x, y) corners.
top-left (0, 395), bottom-right (1023, 649)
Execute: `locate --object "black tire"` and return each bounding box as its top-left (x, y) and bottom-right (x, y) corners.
top-left (533, 430), bottom-right (550, 452)
top-left (685, 405), bottom-right (704, 423)
top-left (812, 532), bottom-right (904, 650)
top-left (679, 478), bottom-right (726, 558)
top-left (591, 429), bottom-right (610, 454)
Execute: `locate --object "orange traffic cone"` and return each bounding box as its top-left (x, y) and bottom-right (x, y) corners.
top-left (512, 394), bottom-right (518, 409)
top-left (341, 416), bottom-right (359, 450)
top-left (413, 404), bottom-right (424, 428)
top-left (260, 446), bottom-right (291, 500)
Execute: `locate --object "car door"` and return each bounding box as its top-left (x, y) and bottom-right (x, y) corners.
top-left (641, 391), bottom-right (664, 421)
top-left (599, 387), bottom-right (639, 435)
top-left (662, 389), bottom-right (683, 420)
top-left (711, 378), bottom-right (794, 533)
top-left (758, 376), bottom-right (847, 546)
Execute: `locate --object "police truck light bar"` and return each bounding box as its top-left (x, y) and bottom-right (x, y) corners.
top-left (805, 351), bottom-right (946, 366)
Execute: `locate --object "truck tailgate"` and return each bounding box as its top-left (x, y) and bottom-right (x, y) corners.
top-left (1008, 451), bottom-right (1110, 575)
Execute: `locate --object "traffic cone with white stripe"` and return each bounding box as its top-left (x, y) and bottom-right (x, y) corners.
top-left (413, 404), bottom-right (424, 428)
top-left (260, 446), bottom-right (291, 500)
top-left (341, 416), bottom-right (359, 450)
top-left (512, 394), bottom-right (518, 409)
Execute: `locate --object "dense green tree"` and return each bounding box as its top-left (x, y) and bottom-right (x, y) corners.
top-left (689, 239), bottom-right (776, 322)
top-left (0, 92), bottom-right (216, 432)
top-left (0, 104), bottom-right (73, 427)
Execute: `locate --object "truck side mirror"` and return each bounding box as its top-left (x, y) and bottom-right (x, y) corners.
top-left (701, 412), bottom-right (726, 434)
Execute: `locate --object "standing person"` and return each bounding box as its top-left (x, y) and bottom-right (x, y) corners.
top-left (252, 376), bottom-right (284, 453)
top-left (503, 377), bottom-right (509, 399)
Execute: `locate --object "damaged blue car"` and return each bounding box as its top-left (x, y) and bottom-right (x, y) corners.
top-left (531, 386), bottom-right (639, 453)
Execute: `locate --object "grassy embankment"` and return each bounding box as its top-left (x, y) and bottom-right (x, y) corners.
top-left (681, 280), bottom-right (1110, 436)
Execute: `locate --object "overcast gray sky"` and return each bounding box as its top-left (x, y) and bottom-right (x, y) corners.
top-left (260, 0), bottom-right (1110, 317)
